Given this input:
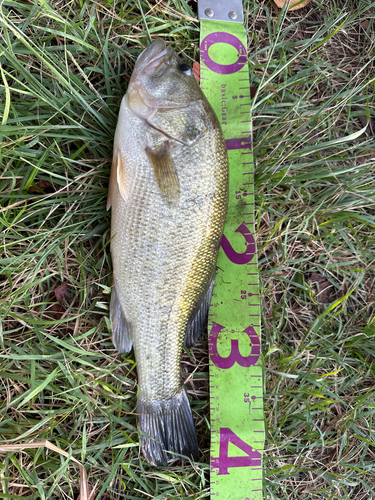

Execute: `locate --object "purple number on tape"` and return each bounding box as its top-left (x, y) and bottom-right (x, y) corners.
top-left (211, 427), bottom-right (262, 475)
top-left (200, 32), bottom-right (247, 75)
top-left (209, 323), bottom-right (260, 369)
top-left (221, 223), bottom-right (255, 265)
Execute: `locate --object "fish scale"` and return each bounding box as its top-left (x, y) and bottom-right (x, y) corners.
top-left (198, 1), bottom-right (264, 498)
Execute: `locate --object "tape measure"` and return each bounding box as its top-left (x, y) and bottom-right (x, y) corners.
top-left (198, 2), bottom-right (264, 499)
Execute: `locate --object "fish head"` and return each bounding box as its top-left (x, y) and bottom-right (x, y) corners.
top-left (127, 40), bottom-right (201, 119)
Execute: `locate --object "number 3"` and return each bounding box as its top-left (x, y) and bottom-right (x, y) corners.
top-left (209, 322), bottom-right (260, 369)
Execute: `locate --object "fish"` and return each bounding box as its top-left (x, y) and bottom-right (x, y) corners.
top-left (107, 40), bottom-right (228, 466)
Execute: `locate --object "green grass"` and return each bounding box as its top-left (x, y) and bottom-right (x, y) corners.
top-left (0, 0), bottom-right (374, 499)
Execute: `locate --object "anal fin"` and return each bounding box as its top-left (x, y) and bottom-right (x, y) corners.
top-left (110, 280), bottom-right (133, 353)
top-left (184, 273), bottom-right (215, 348)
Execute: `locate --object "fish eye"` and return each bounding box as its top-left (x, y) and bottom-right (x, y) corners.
top-left (179, 63), bottom-right (192, 75)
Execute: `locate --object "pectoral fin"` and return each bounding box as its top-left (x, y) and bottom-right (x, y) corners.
top-left (107, 154), bottom-right (117, 210)
top-left (116, 150), bottom-right (128, 201)
top-left (107, 149), bottom-right (127, 209)
top-left (146, 142), bottom-right (179, 204)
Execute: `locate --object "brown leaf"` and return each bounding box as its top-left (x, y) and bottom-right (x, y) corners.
top-left (193, 61), bottom-right (200, 84)
top-left (55, 282), bottom-right (72, 305)
top-left (358, 115), bottom-right (375, 136)
top-left (45, 303), bottom-right (65, 320)
top-left (361, 20), bottom-right (370, 30)
top-left (250, 87), bottom-right (257, 98)
top-left (308, 273), bottom-right (335, 303)
top-left (77, 485), bottom-right (97, 500)
top-left (357, 152), bottom-right (374, 165)
top-left (29, 185), bottom-right (43, 194)
top-left (38, 180), bottom-right (55, 192)
top-left (29, 179), bottom-right (55, 194)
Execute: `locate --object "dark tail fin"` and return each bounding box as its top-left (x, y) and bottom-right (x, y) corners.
top-left (137, 388), bottom-right (199, 466)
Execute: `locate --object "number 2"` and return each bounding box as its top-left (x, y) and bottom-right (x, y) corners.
top-left (220, 223), bottom-right (255, 265)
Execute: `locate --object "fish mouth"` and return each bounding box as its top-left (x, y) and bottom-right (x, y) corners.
top-left (131, 40), bottom-right (173, 81)
top-left (127, 40), bottom-right (189, 115)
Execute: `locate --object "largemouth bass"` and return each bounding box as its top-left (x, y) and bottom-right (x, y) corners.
top-left (107, 40), bottom-right (228, 466)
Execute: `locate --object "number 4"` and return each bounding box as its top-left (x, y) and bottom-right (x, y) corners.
top-left (211, 428), bottom-right (262, 475)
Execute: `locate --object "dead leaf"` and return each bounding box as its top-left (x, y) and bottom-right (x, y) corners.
top-left (55, 282), bottom-right (72, 305)
top-left (273, 0), bottom-right (313, 11)
top-left (358, 115), bottom-right (375, 136)
top-left (77, 484), bottom-right (97, 500)
top-left (361, 20), bottom-right (370, 30)
top-left (193, 61), bottom-right (200, 84)
top-left (308, 273), bottom-right (335, 303)
top-left (357, 152), bottom-right (374, 165)
top-left (29, 179), bottom-right (55, 194)
top-left (250, 87), bottom-right (257, 98)
top-left (29, 186), bottom-right (43, 194)
top-left (46, 303), bottom-right (65, 320)
top-left (38, 180), bottom-right (55, 192)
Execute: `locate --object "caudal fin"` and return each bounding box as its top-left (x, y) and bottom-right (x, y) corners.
top-left (137, 388), bottom-right (199, 466)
